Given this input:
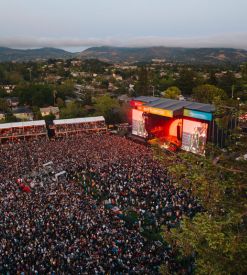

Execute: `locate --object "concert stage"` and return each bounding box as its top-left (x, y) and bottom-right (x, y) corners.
top-left (130, 96), bottom-right (215, 155)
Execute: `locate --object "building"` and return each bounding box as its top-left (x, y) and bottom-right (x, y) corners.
top-left (2, 85), bottom-right (16, 94)
top-left (12, 107), bottom-right (34, 121)
top-left (6, 97), bottom-right (19, 107)
top-left (130, 96), bottom-right (215, 156)
top-left (118, 94), bottom-right (132, 103)
top-left (112, 73), bottom-right (123, 81)
top-left (40, 106), bottom-right (60, 119)
top-left (0, 112), bottom-right (5, 120)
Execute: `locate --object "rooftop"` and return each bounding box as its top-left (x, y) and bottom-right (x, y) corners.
top-left (53, 116), bottom-right (105, 125)
top-left (40, 106), bottom-right (59, 112)
top-left (134, 96), bottom-right (215, 113)
top-left (0, 120), bottom-right (46, 129)
top-left (12, 106), bottom-right (33, 114)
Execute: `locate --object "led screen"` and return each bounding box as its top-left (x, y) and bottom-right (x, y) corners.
top-left (181, 119), bottom-right (208, 155)
top-left (184, 109), bottom-right (213, 121)
top-left (132, 109), bottom-right (148, 138)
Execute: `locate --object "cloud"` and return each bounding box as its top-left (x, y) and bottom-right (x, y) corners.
top-left (0, 33), bottom-right (247, 50)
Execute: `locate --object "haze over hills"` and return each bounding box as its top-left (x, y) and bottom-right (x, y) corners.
top-left (0, 46), bottom-right (247, 64)
top-left (0, 47), bottom-right (75, 62)
top-left (79, 46), bottom-right (247, 64)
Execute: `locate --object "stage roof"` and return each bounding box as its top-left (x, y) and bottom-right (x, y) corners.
top-left (133, 96), bottom-right (215, 113)
top-left (133, 96), bottom-right (215, 120)
top-left (53, 116), bottom-right (105, 125)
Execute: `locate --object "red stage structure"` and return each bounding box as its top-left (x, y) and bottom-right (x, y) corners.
top-left (130, 96), bottom-right (215, 155)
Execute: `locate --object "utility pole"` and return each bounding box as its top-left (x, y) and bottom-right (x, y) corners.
top-left (53, 90), bottom-right (57, 106)
top-left (28, 68), bottom-right (32, 82)
top-left (231, 84), bottom-right (235, 99)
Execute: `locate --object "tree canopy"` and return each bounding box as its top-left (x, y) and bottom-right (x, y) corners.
top-left (60, 101), bottom-right (86, 119)
top-left (159, 134), bottom-right (247, 274)
top-left (135, 66), bottom-right (150, 96)
top-left (163, 86), bottom-right (182, 100)
top-left (0, 98), bottom-right (9, 112)
top-left (15, 84), bottom-right (53, 107)
top-left (192, 84), bottom-right (226, 104)
top-left (94, 94), bottom-right (122, 124)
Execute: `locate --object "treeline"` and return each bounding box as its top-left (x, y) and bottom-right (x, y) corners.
top-left (156, 132), bottom-right (247, 274)
top-left (134, 63), bottom-right (247, 101)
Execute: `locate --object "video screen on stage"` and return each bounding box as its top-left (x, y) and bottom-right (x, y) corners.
top-left (132, 109), bottom-right (148, 138)
top-left (181, 119), bottom-right (208, 156)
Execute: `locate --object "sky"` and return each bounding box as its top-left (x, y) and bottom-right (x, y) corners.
top-left (0, 0), bottom-right (247, 51)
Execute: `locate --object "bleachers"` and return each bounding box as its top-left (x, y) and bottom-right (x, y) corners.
top-left (0, 116), bottom-right (108, 142)
top-left (0, 121), bottom-right (47, 143)
top-left (53, 116), bottom-right (107, 137)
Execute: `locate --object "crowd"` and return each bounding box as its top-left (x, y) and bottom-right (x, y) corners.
top-left (55, 121), bottom-right (106, 133)
top-left (0, 133), bottom-right (199, 274)
top-left (0, 125), bottom-right (47, 137)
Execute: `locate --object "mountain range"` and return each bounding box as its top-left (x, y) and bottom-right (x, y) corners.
top-left (0, 47), bottom-right (74, 62)
top-left (79, 46), bottom-right (247, 64)
top-left (0, 46), bottom-right (247, 64)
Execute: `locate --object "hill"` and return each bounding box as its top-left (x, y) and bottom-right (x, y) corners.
top-left (0, 47), bottom-right (75, 62)
top-left (0, 46), bottom-right (247, 64)
top-left (78, 46), bottom-right (247, 64)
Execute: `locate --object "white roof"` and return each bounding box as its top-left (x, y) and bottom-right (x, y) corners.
top-left (40, 106), bottom-right (59, 112)
top-left (0, 120), bottom-right (46, 129)
top-left (53, 116), bottom-right (105, 125)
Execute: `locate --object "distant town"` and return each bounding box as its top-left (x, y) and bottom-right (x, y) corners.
top-left (0, 55), bottom-right (246, 126)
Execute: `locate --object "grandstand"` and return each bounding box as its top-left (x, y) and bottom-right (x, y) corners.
top-left (0, 120), bottom-right (47, 143)
top-left (0, 116), bottom-right (107, 142)
top-left (53, 116), bottom-right (107, 137)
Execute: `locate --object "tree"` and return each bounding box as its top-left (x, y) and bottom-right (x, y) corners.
top-left (163, 86), bottom-right (181, 100)
top-left (43, 113), bottom-right (56, 121)
top-left (6, 71), bottom-right (23, 84)
top-left (0, 66), bottom-right (7, 84)
top-left (81, 91), bottom-right (92, 106)
top-left (192, 84), bottom-right (226, 104)
top-left (0, 87), bottom-right (7, 98)
top-left (56, 97), bottom-right (65, 108)
top-left (217, 71), bottom-right (236, 97)
top-left (32, 106), bottom-right (43, 120)
top-left (60, 101), bottom-right (86, 119)
top-left (31, 86), bottom-right (53, 107)
top-left (101, 79), bottom-right (109, 89)
top-left (135, 66), bottom-right (150, 96)
top-left (176, 69), bottom-right (196, 95)
top-left (4, 113), bottom-right (17, 123)
top-left (0, 98), bottom-right (9, 112)
top-left (94, 94), bottom-right (122, 124)
top-left (208, 71), bottom-right (218, 86)
top-left (158, 77), bottom-right (175, 91)
top-left (56, 80), bottom-right (75, 100)
top-left (241, 63), bottom-right (247, 81)
top-left (16, 84), bottom-right (53, 107)
top-left (159, 134), bottom-right (247, 274)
